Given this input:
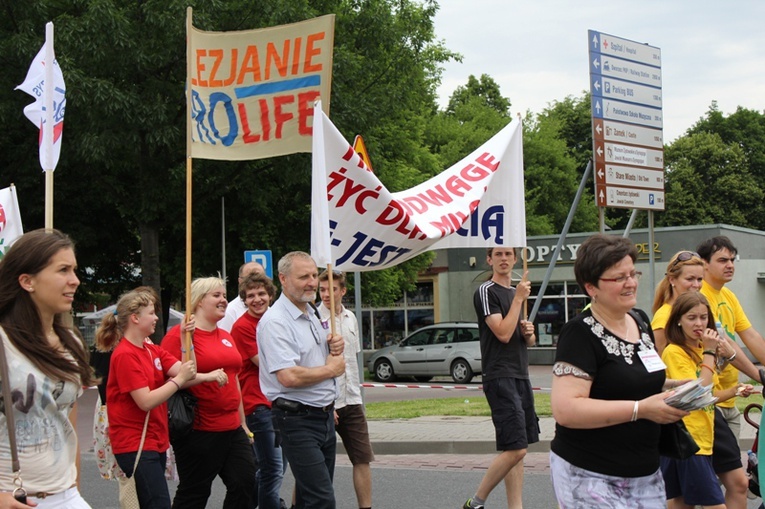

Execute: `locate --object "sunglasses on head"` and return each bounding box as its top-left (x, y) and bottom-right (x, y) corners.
top-left (668, 251), bottom-right (700, 272)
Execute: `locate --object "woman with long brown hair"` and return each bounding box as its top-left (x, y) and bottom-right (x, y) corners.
top-left (0, 229), bottom-right (96, 508)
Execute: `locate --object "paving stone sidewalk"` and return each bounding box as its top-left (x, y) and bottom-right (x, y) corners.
top-left (344, 415), bottom-right (757, 456)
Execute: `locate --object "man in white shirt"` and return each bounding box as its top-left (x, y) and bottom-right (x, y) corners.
top-left (218, 261), bottom-right (264, 331)
top-left (318, 270), bottom-right (374, 509)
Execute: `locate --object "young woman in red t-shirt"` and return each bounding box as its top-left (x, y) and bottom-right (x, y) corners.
top-left (98, 289), bottom-right (201, 509)
top-left (160, 276), bottom-right (256, 509)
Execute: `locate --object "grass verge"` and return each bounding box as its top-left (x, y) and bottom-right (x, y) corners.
top-left (365, 392), bottom-right (764, 421)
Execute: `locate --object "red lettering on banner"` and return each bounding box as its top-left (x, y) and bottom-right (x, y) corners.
top-left (265, 40), bottom-right (290, 80)
top-left (273, 95), bottom-right (295, 138)
top-left (208, 49), bottom-right (225, 87)
top-left (291, 37), bottom-right (303, 76)
top-left (375, 200), bottom-right (426, 240)
top-left (326, 170), bottom-right (381, 214)
top-left (238, 46), bottom-right (263, 84)
top-left (304, 32), bottom-right (325, 73)
top-left (475, 152), bottom-right (499, 172)
top-left (460, 164), bottom-right (490, 182)
top-left (193, 30), bottom-right (327, 88)
top-left (419, 186), bottom-right (453, 207)
top-left (297, 91), bottom-right (320, 135)
top-left (445, 175), bottom-right (470, 197)
top-left (402, 196), bottom-right (427, 214)
top-left (194, 49), bottom-right (208, 87)
top-left (430, 211), bottom-right (470, 238)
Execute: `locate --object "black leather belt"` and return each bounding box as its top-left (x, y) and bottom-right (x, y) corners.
top-left (273, 397), bottom-right (334, 413)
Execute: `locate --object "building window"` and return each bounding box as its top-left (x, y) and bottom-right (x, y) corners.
top-left (527, 281), bottom-right (588, 347)
top-left (358, 281), bottom-right (435, 349)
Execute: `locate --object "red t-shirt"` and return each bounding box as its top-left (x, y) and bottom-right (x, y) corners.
top-left (106, 339), bottom-right (179, 454)
top-left (161, 325), bottom-right (243, 432)
top-left (230, 312), bottom-right (271, 414)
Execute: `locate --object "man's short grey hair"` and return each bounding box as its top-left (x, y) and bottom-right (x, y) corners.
top-left (278, 251), bottom-right (314, 276)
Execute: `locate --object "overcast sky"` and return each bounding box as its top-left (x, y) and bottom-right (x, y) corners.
top-left (433, 0), bottom-right (764, 143)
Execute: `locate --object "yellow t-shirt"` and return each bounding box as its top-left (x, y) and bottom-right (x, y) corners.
top-left (700, 280), bottom-right (752, 408)
top-left (662, 343), bottom-right (715, 455)
top-left (651, 303), bottom-right (672, 330)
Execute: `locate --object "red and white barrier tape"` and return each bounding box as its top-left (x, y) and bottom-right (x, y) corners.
top-left (361, 382), bottom-right (549, 391)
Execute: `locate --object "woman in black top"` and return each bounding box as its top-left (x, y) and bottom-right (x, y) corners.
top-left (550, 234), bottom-right (688, 508)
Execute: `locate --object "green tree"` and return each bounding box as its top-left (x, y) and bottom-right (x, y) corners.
top-left (661, 131), bottom-right (763, 228)
top-left (0, 0), bottom-right (458, 323)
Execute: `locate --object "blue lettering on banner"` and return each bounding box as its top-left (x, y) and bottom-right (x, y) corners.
top-left (208, 92), bottom-right (238, 146)
top-left (335, 231), bottom-right (412, 268)
top-left (191, 90), bottom-right (216, 144)
top-left (456, 205), bottom-right (504, 244)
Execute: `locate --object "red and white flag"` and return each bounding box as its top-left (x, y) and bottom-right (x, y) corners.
top-left (16, 22), bottom-right (66, 172)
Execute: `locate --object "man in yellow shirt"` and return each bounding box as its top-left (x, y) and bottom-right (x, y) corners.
top-left (697, 235), bottom-right (765, 506)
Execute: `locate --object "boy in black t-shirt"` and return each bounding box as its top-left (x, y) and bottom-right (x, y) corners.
top-left (462, 247), bottom-right (538, 509)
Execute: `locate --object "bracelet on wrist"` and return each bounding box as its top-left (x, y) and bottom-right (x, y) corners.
top-left (181, 344), bottom-right (195, 353)
top-left (167, 378), bottom-right (181, 390)
top-left (727, 351), bottom-right (737, 362)
top-left (630, 400), bottom-right (639, 422)
top-left (702, 350), bottom-right (717, 358)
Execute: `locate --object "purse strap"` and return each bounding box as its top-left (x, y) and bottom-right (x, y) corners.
top-left (0, 328), bottom-right (23, 490)
top-left (131, 411), bottom-right (150, 476)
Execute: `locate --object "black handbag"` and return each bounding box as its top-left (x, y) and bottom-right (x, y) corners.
top-left (167, 389), bottom-right (197, 440)
top-left (659, 420), bottom-right (700, 460)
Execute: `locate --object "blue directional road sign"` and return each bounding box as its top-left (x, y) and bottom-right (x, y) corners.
top-left (244, 250), bottom-right (273, 279)
top-left (589, 29), bottom-right (664, 211)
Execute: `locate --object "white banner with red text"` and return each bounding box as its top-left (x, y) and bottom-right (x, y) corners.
top-left (311, 103), bottom-right (526, 271)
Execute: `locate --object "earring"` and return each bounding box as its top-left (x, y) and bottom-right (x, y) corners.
top-left (678, 323), bottom-right (681, 326)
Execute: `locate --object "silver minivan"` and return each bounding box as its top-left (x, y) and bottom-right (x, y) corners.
top-left (366, 322), bottom-right (480, 383)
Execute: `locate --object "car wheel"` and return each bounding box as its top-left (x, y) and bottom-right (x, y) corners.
top-left (374, 359), bottom-right (396, 382)
top-left (414, 376), bottom-right (432, 383)
top-left (451, 359), bottom-right (473, 383)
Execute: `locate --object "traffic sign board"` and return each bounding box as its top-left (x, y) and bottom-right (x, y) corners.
top-left (590, 30), bottom-right (661, 67)
top-left (595, 162), bottom-right (664, 190)
top-left (592, 97), bottom-right (663, 129)
top-left (596, 184), bottom-right (664, 210)
top-left (589, 29), bottom-right (664, 212)
top-left (591, 75), bottom-right (662, 108)
top-left (592, 119), bottom-right (663, 149)
top-left (244, 250), bottom-right (274, 279)
top-left (594, 142), bottom-right (664, 169)
top-left (590, 53), bottom-right (662, 88)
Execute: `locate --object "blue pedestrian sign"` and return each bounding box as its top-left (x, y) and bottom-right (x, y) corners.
top-left (244, 250), bottom-right (273, 279)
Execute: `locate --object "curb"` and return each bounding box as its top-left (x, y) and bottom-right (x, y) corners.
top-left (339, 438), bottom-right (756, 456)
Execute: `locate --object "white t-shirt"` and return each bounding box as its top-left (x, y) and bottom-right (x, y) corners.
top-left (0, 327), bottom-right (82, 493)
top-left (218, 297), bottom-right (247, 332)
top-left (318, 303), bottom-right (362, 408)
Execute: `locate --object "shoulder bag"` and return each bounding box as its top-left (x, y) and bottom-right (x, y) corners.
top-left (167, 389), bottom-right (197, 441)
top-left (118, 411), bottom-right (149, 509)
top-left (0, 331), bottom-right (27, 503)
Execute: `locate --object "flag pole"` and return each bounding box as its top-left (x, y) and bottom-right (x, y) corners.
top-left (184, 7), bottom-right (194, 360)
top-left (522, 247), bottom-right (528, 320)
top-left (44, 22), bottom-right (55, 228)
top-left (327, 264), bottom-right (336, 338)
